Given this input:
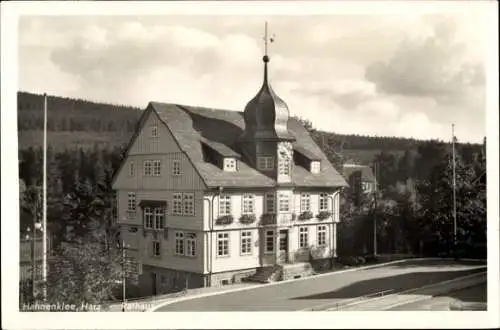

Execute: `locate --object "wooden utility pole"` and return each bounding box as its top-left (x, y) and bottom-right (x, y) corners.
top-left (452, 124), bottom-right (457, 257)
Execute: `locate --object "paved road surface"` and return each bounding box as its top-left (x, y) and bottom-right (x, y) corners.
top-left (387, 282), bottom-right (487, 311)
top-left (154, 259), bottom-right (485, 311)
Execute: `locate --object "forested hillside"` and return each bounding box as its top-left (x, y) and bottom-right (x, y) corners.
top-left (17, 91), bottom-right (486, 304)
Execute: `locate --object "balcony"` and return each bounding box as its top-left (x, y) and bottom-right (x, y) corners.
top-left (260, 213), bottom-right (295, 227)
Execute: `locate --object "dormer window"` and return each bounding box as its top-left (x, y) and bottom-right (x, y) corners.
top-left (311, 161), bottom-right (321, 174)
top-left (224, 158), bottom-right (237, 172)
top-left (257, 156), bottom-right (274, 170)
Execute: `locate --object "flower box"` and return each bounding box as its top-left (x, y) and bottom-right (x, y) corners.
top-left (298, 211), bottom-right (313, 221)
top-left (239, 214), bottom-right (256, 225)
top-left (316, 211), bottom-right (332, 221)
top-left (215, 215), bottom-right (234, 225)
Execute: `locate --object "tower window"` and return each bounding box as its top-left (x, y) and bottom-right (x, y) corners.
top-left (257, 156), bottom-right (274, 170)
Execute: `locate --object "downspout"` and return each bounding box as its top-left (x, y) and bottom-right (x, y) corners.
top-left (327, 192), bottom-right (338, 267)
top-left (204, 186), bottom-right (222, 287)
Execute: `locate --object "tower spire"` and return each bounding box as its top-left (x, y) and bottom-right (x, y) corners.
top-left (262, 21), bottom-right (274, 84)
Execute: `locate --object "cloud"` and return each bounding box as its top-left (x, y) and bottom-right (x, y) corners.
top-left (365, 18), bottom-right (485, 103)
top-left (18, 14), bottom-right (487, 143)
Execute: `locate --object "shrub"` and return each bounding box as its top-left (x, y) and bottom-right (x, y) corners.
top-left (316, 211), bottom-right (332, 221)
top-left (337, 256), bottom-right (359, 266)
top-left (215, 215), bottom-right (234, 225)
top-left (239, 214), bottom-right (256, 225)
top-left (357, 256), bottom-right (366, 265)
top-left (298, 211), bottom-right (313, 221)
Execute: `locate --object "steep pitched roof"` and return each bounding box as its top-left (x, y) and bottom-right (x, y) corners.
top-left (342, 164), bottom-right (375, 183)
top-left (150, 102), bottom-right (348, 189)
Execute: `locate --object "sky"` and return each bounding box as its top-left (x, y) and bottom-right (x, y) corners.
top-left (18, 5), bottom-right (489, 143)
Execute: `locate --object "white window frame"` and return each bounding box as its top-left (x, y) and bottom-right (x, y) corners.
top-left (183, 193), bottom-right (195, 216)
top-left (279, 158), bottom-right (291, 175)
top-left (172, 159), bottom-right (181, 176)
top-left (299, 227), bottom-right (309, 249)
top-left (300, 193), bottom-right (311, 212)
top-left (265, 230), bottom-right (274, 254)
top-left (265, 192), bottom-right (275, 214)
top-left (144, 160), bottom-right (152, 176)
top-left (242, 194), bottom-right (254, 214)
top-left (311, 161), bottom-right (321, 174)
top-left (129, 161), bottom-right (135, 176)
top-left (240, 231), bottom-right (252, 256)
top-left (186, 233), bottom-right (197, 257)
top-left (217, 232), bottom-right (229, 257)
top-left (152, 160), bottom-right (161, 176)
top-left (257, 156), bottom-right (274, 170)
top-left (127, 192), bottom-right (136, 214)
top-left (173, 193), bottom-right (183, 216)
top-left (317, 225), bottom-right (327, 247)
top-left (219, 195), bottom-right (231, 216)
top-left (278, 192), bottom-right (290, 212)
top-left (224, 158), bottom-right (237, 172)
top-left (319, 193), bottom-right (329, 212)
top-left (175, 232), bottom-right (185, 256)
top-left (144, 207), bottom-right (153, 229)
top-left (153, 240), bottom-right (161, 256)
top-left (154, 207), bottom-right (164, 229)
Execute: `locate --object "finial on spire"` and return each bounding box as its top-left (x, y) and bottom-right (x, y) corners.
top-left (263, 21), bottom-right (275, 63)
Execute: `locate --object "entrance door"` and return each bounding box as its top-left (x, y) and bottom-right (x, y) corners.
top-left (278, 230), bottom-right (289, 263)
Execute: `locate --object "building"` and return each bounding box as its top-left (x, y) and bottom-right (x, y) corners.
top-left (112, 46), bottom-right (348, 296)
top-left (342, 163), bottom-right (377, 195)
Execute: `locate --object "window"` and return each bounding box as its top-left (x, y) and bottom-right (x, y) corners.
top-left (265, 230), bottom-right (274, 254)
top-left (172, 159), bottom-right (181, 176)
top-left (127, 192), bottom-right (136, 213)
top-left (144, 160), bottom-right (152, 176)
top-left (186, 232), bottom-right (197, 257)
top-left (240, 231), bottom-right (252, 255)
top-left (173, 193), bottom-right (183, 215)
top-left (173, 193), bottom-right (195, 216)
top-left (299, 227), bottom-right (308, 248)
top-left (265, 192), bottom-right (275, 213)
top-left (217, 232), bottom-right (229, 257)
top-left (153, 241), bottom-right (161, 256)
top-left (144, 207), bottom-right (153, 228)
top-left (151, 122), bottom-right (158, 137)
top-left (317, 225), bottom-right (327, 247)
top-left (183, 193), bottom-right (195, 216)
top-left (153, 160), bottom-right (161, 176)
top-left (175, 232), bottom-right (185, 255)
top-left (319, 193), bottom-right (329, 211)
top-left (219, 195), bottom-right (231, 216)
top-left (129, 161), bottom-right (135, 176)
top-left (154, 208), bottom-right (164, 229)
top-left (311, 161), bottom-right (321, 174)
top-left (300, 193), bottom-right (311, 212)
top-left (278, 192), bottom-right (290, 212)
top-left (257, 156), bottom-right (274, 170)
top-left (224, 158), bottom-right (237, 172)
top-left (279, 158), bottom-right (291, 175)
top-left (242, 194), bottom-right (254, 214)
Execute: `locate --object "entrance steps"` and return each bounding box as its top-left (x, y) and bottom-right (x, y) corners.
top-left (246, 262), bottom-right (314, 283)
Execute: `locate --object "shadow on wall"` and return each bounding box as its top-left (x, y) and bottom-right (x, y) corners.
top-left (290, 268), bottom-right (486, 300)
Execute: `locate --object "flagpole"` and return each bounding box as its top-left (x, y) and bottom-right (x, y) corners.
top-left (452, 124), bottom-right (457, 257)
top-left (42, 93), bottom-right (48, 300)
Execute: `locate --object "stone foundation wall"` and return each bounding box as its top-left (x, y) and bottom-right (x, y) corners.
top-left (209, 268), bottom-right (257, 287)
top-left (310, 258), bottom-right (333, 272)
top-left (139, 265), bottom-right (206, 296)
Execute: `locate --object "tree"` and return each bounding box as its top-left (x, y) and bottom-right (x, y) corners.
top-left (416, 150), bottom-right (485, 258)
top-left (45, 227), bottom-right (122, 308)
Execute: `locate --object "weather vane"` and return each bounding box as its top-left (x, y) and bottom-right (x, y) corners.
top-left (263, 21), bottom-right (275, 59)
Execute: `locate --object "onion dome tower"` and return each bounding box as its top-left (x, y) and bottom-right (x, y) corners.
top-left (239, 22), bottom-right (295, 182)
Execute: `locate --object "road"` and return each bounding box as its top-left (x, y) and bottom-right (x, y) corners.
top-left (387, 282), bottom-right (487, 311)
top-left (154, 259), bottom-right (485, 311)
